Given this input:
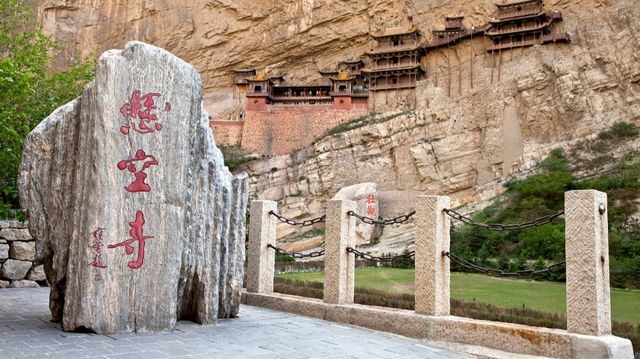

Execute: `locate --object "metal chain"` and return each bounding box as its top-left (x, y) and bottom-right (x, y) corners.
top-left (267, 244), bottom-right (325, 259)
top-left (443, 208), bottom-right (564, 231)
top-left (347, 247), bottom-right (415, 263)
top-left (443, 251), bottom-right (565, 277)
top-left (269, 211), bottom-right (326, 227)
top-left (347, 210), bottom-right (416, 226)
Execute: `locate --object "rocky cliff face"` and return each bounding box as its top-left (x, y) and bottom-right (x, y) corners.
top-left (36, 0), bottom-right (574, 118)
top-left (242, 0), bottom-right (640, 224)
top-left (36, 0), bottom-right (640, 227)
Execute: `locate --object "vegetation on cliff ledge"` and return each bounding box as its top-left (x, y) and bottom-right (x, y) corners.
top-left (0, 0), bottom-right (94, 218)
top-left (451, 121), bottom-right (640, 289)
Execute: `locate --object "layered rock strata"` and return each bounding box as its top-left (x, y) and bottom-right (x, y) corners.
top-left (18, 41), bottom-right (248, 333)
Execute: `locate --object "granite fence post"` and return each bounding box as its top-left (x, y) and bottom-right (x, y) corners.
top-left (565, 190), bottom-right (611, 336)
top-left (415, 195), bottom-right (451, 316)
top-left (246, 200), bottom-right (277, 294)
top-left (324, 199), bottom-right (356, 304)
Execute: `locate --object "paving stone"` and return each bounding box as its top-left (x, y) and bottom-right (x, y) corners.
top-left (0, 288), bottom-right (476, 359)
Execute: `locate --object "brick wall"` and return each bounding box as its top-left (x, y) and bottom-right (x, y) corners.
top-left (210, 120), bottom-right (244, 146)
top-left (241, 105), bottom-right (366, 156)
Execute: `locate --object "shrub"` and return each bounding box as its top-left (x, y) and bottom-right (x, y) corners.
top-left (540, 148), bottom-right (570, 173)
top-left (220, 145), bottom-right (256, 170)
top-left (0, 0), bottom-right (95, 218)
top-left (275, 252), bottom-right (295, 263)
top-left (598, 122), bottom-right (640, 141)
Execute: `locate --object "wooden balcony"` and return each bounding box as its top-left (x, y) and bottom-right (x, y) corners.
top-left (368, 82), bottom-right (417, 91)
top-left (486, 32), bottom-right (569, 52)
top-left (365, 62), bottom-right (420, 71)
top-left (493, 7), bottom-right (542, 21)
top-left (366, 44), bottom-right (420, 55)
top-left (486, 21), bottom-right (550, 37)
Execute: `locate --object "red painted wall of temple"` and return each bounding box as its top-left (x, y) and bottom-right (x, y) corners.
top-left (210, 120), bottom-right (244, 146)
top-left (333, 96), bottom-right (352, 110)
top-left (247, 97), bottom-right (267, 111)
top-left (241, 105), bottom-right (366, 156)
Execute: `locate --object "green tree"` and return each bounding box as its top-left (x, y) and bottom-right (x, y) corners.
top-left (0, 0), bottom-right (94, 218)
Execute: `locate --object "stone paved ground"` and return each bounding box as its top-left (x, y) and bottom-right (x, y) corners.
top-left (0, 288), bottom-right (475, 359)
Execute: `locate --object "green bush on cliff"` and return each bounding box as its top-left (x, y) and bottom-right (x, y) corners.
top-left (451, 128), bottom-right (640, 289)
top-left (0, 0), bottom-right (94, 218)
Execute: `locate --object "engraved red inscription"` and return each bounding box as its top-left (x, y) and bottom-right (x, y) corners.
top-left (117, 149), bottom-right (159, 193)
top-left (108, 211), bottom-right (154, 269)
top-left (119, 90), bottom-right (169, 135)
top-left (89, 228), bottom-right (107, 281)
top-left (366, 195), bottom-right (377, 217)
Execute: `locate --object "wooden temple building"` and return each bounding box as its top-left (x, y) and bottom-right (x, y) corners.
top-left (425, 16), bottom-right (489, 50)
top-left (362, 27), bottom-right (425, 91)
top-left (244, 71), bottom-right (367, 112)
top-left (486, 0), bottom-right (569, 52)
top-left (238, 0), bottom-right (569, 112)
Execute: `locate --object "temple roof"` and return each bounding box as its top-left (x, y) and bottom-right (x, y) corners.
top-left (330, 72), bottom-right (356, 81)
top-left (319, 68), bottom-right (339, 74)
top-left (273, 84), bottom-right (331, 89)
top-left (341, 59), bottom-right (364, 65)
top-left (371, 26), bottom-right (419, 39)
top-left (233, 68), bottom-right (256, 73)
top-left (365, 45), bottom-right (423, 56)
top-left (495, 0), bottom-right (542, 8)
top-left (446, 15), bottom-right (465, 20)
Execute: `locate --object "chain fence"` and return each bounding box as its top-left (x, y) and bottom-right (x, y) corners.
top-left (347, 210), bottom-right (416, 225)
top-left (267, 243), bottom-right (325, 259)
top-left (443, 208), bottom-right (564, 231)
top-left (269, 211), bottom-right (326, 227)
top-left (347, 247), bottom-right (415, 263)
top-left (443, 251), bottom-right (565, 277)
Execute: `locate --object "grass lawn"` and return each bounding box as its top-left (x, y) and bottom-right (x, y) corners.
top-left (278, 268), bottom-right (640, 325)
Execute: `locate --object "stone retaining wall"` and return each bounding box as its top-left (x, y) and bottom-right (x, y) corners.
top-left (0, 220), bottom-right (45, 288)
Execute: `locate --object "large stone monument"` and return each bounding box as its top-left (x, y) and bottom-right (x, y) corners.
top-left (18, 41), bottom-right (248, 333)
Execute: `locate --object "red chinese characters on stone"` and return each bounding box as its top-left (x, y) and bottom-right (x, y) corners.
top-left (119, 90), bottom-right (171, 135)
top-left (108, 211), bottom-right (154, 269)
top-left (89, 228), bottom-right (107, 281)
top-left (117, 149), bottom-right (159, 193)
top-left (366, 195), bottom-right (377, 217)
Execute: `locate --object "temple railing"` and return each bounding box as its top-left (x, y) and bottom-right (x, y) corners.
top-left (365, 63), bottom-right (420, 71)
top-left (367, 44), bottom-right (419, 54)
top-left (245, 191), bottom-right (634, 358)
top-left (495, 7), bottom-right (542, 20)
top-left (367, 82), bottom-right (417, 91)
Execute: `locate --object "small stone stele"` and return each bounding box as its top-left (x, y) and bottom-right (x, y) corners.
top-left (332, 182), bottom-right (379, 244)
top-left (18, 41), bottom-right (248, 333)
